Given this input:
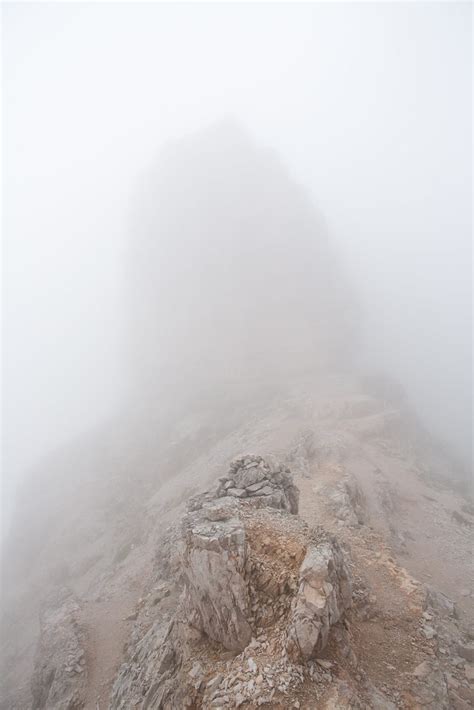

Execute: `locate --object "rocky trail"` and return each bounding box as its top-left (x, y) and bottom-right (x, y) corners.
top-left (1, 375), bottom-right (472, 709)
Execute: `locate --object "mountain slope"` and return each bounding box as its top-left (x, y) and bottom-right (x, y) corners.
top-left (1, 373), bottom-right (472, 709)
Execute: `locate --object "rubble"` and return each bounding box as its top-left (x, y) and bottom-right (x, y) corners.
top-left (215, 455), bottom-right (299, 514)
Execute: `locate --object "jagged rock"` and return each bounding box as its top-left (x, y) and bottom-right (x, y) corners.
top-left (422, 625), bottom-right (437, 639)
top-left (286, 537), bottom-right (352, 661)
top-left (215, 455), bottom-right (299, 513)
top-left (31, 588), bottom-right (87, 710)
top-left (181, 514), bottom-right (251, 651)
top-left (233, 467), bottom-right (267, 490)
top-left (111, 457), bottom-right (351, 709)
top-left (202, 497), bottom-right (239, 521)
top-left (227, 488), bottom-right (247, 498)
top-left (424, 586), bottom-right (457, 618)
top-left (410, 659), bottom-right (450, 709)
top-left (322, 476), bottom-right (365, 526)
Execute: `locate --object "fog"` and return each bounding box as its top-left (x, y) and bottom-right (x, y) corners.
top-left (2, 1), bottom-right (472, 530)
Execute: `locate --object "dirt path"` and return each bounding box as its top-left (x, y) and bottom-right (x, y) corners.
top-left (79, 594), bottom-right (138, 710)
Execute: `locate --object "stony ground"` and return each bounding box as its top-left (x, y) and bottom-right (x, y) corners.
top-left (1, 374), bottom-right (472, 709)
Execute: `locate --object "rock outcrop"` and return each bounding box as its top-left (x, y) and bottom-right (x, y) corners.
top-left (286, 538), bottom-right (352, 661)
top-left (111, 456), bottom-right (352, 709)
top-left (31, 589), bottom-right (87, 710)
top-left (181, 513), bottom-right (251, 651)
top-left (214, 454), bottom-right (299, 514)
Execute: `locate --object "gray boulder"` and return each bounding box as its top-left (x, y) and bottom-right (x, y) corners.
top-left (286, 537), bottom-right (352, 661)
top-left (182, 515), bottom-right (251, 651)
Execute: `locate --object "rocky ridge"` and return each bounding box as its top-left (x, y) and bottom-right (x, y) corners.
top-left (110, 455), bottom-right (352, 709)
top-left (4, 378), bottom-right (473, 710)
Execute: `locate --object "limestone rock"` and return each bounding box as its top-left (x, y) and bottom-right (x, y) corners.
top-left (322, 475), bottom-right (365, 526)
top-left (286, 537), bottom-right (352, 661)
top-left (181, 514), bottom-right (251, 651)
top-left (110, 456), bottom-right (351, 709)
top-left (216, 455), bottom-right (299, 514)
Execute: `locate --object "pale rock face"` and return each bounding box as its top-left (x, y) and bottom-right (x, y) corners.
top-left (182, 516), bottom-right (251, 651)
top-left (286, 539), bottom-right (352, 661)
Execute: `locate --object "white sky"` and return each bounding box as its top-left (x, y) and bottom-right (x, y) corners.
top-left (2, 2), bottom-right (472, 512)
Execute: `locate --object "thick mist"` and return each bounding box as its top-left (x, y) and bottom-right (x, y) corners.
top-left (2, 2), bottom-right (472, 530)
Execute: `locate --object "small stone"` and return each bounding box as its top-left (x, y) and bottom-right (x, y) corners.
top-left (458, 642), bottom-right (474, 662)
top-left (253, 485), bottom-right (274, 497)
top-left (189, 661), bottom-right (203, 679)
top-left (412, 661), bottom-right (432, 679)
top-left (227, 488), bottom-right (247, 498)
top-left (422, 625), bottom-right (437, 639)
top-left (464, 664), bottom-right (474, 681)
top-left (316, 659), bottom-right (333, 670)
top-left (246, 480), bottom-right (270, 494)
top-left (248, 657), bottom-right (257, 673)
top-left (207, 674), bottom-right (224, 693)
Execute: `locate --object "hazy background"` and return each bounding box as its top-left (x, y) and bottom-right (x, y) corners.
top-left (2, 2), bottom-right (472, 528)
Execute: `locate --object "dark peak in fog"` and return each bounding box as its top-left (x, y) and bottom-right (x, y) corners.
top-left (129, 121), bottom-right (357, 406)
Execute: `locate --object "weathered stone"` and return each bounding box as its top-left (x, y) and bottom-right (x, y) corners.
top-left (233, 467), bottom-right (266, 489)
top-left (422, 625), bottom-right (437, 640)
top-left (457, 641), bottom-right (474, 662)
top-left (110, 456), bottom-right (345, 709)
top-left (424, 586), bottom-right (457, 618)
top-left (203, 497), bottom-right (239, 521)
top-left (286, 538), bottom-right (352, 661)
top-left (227, 488), bottom-right (248, 498)
top-left (182, 517), bottom-right (251, 651)
top-left (413, 660), bottom-right (432, 678)
top-left (31, 588), bottom-right (87, 710)
top-left (464, 664), bottom-right (474, 681)
top-left (410, 659), bottom-right (450, 709)
top-left (246, 480), bottom-right (271, 494)
top-left (252, 485), bottom-right (274, 497)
